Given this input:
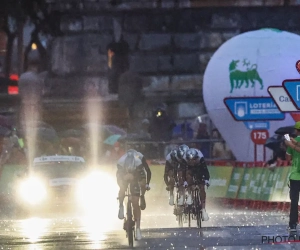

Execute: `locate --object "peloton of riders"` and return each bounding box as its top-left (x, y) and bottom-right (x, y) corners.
top-left (164, 144), bottom-right (210, 221)
top-left (116, 145), bottom-right (210, 242)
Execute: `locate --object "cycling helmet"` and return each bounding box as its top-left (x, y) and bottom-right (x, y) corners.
top-left (185, 148), bottom-right (200, 166)
top-left (170, 149), bottom-right (178, 162)
top-left (177, 144), bottom-right (189, 161)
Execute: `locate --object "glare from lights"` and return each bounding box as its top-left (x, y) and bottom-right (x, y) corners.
top-left (77, 170), bottom-right (120, 230)
top-left (21, 217), bottom-right (49, 243)
top-left (19, 177), bottom-right (46, 205)
top-left (31, 43), bottom-right (37, 50)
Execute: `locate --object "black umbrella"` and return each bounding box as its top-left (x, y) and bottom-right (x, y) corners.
top-left (274, 126), bottom-right (295, 136)
top-left (21, 126), bottom-right (58, 143)
top-left (36, 127), bottom-right (59, 143)
top-left (265, 135), bottom-right (284, 151)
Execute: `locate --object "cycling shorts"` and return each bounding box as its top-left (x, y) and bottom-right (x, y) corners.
top-left (117, 168), bottom-right (146, 196)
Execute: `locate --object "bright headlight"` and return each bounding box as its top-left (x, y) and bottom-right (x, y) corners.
top-left (19, 177), bottom-right (47, 205)
top-left (76, 171), bottom-right (118, 209)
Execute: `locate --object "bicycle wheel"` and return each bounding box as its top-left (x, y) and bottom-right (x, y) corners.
top-left (176, 191), bottom-right (183, 227)
top-left (195, 190), bottom-right (202, 228)
top-left (127, 200), bottom-right (134, 247)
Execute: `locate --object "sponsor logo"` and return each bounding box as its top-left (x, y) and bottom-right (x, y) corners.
top-left (229, 59), bottom-right (263, 93)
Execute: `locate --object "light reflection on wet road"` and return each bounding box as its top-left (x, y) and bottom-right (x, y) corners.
top-left (0, 200), bottom-right (295, 250)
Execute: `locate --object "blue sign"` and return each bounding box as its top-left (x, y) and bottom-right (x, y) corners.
top-left (282, 79), bottom-right (300, 109)
top-left (244, 121), bottom-right (270, 130)
top-left (224, 97), bottom-right (285, 121)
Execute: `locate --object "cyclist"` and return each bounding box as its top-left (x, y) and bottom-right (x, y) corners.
top-left (185, 148), bottom-right (210, 221)
top-left (116, 149), bottom-right (151, 240)
top-left (164, 145), bottom-right (189, 209)
top-left (175, 144), bottom-right (190, 206)
top-left (164, 149), bottom-right (180, 206)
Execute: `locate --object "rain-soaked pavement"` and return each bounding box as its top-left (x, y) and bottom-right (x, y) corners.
top-left (0, 198), bottom-right (297, 250)
top-left (0, 164), bottom-right (296, 249)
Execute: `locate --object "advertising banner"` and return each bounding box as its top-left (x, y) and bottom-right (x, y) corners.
top-left (248, 167), bottom-right (264, 200)
top-left (258, 167), bottom-right (272, 201)
top-left (269, 166), bottom-right (290, 202)
top-left (237, 167), bottom-right (254, 200)
top-left (280, 166), bottom-right (291, 202)
top-left (207, 166), bottom-right (233, 198)
top-left (226, 167), bottom-right (245, 199)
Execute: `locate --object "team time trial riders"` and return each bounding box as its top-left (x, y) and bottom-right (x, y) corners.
top-left (116, 149), bottom-right (151, 240)
top-left (164, 145), bottom-right (210, 221)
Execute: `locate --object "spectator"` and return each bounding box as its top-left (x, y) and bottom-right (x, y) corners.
top-left (138, 119), bottom-right (151, 140)
top-left (195, 123), bottom-right (210, 158)
top-left (149, 106), bottom-right (176, 142)
top-left (149, 105), bottom-right (176, 159)
top-left (104, 141), bottom-right (125, 165)
top-left (107, 36), bottom-right (130, 94)
top-left (264, 139), bottom-right (286, 171)
top-left (211, 128), bottom-right (234, 160)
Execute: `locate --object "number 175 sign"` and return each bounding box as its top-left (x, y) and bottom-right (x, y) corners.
top-left (251, 129), bottom-right (269, 145)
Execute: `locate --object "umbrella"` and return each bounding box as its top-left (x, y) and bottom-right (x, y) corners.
top-left (103, 134), bottom-right (122, 146)
top-left (60, 137), bottom-right (81, 146)
top-left (274, 126), bottom-right (295, 136)
top-left (36, 127), bottom-right (58, 143)
top-left (59, 129), bottom-right (82, 138)
top-left (103, 125), bottom-right (127, 136)
top-left (22, 126), bottom-right (58, 143)
top-left (81, 123), bottom-right (126, 138)
top-left (265, 135), bottom-right (284, 151)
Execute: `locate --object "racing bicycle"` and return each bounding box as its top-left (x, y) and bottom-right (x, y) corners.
top-left (191, 184), bottom-right (202, 228)
top-left (122, 185), bottom-right (135, 247)
top-left (175, 182), bottom-right (206, 228)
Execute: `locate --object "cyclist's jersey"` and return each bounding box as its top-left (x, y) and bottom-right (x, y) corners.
top-left (164, 152), bottom-right (180, 185)
top-left (187, 148), bottom-right (210, 182)
top-left (177, 152), bottom-right (188, 170)
top-left (117, 151), bottom-right (151, 184)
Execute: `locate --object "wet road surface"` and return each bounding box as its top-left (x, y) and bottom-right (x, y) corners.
top-left (0, 199), bottom-right (296, 250)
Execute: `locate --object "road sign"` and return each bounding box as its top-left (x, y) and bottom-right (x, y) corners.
top-left (291, 113), bottom-right (300, 122)
top-left (244, 121), bottom-right (270, 130)
top-left (282, 79), bottom-right (300, 109)
top-left (267, 86), bottom-right (298, 112)
top-left (224, 97), bottom-right (285, 121)
top-left (251, 129), bottom-right (269, 145)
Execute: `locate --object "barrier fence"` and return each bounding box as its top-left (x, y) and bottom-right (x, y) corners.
top-left (0, 161), bottom-right (294, 212)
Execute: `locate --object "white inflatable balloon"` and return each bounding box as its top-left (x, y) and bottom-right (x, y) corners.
top-left (203, 28), bottom-right (300, 162)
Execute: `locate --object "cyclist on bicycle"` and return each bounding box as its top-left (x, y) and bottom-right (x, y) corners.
top-left (116, 149), bottom-right (151, 240)
top-left (175, 144), bottom-right (190, 206)
top-left (164, 149), bottom-right (180, 206)
top-left (185, 148), bottom-right (210, 221)
top-left (164, 145), bottom-right (189, 209)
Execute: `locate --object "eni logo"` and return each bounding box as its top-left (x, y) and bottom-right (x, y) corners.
top-left (229, 59), bottom-right (263, 93)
